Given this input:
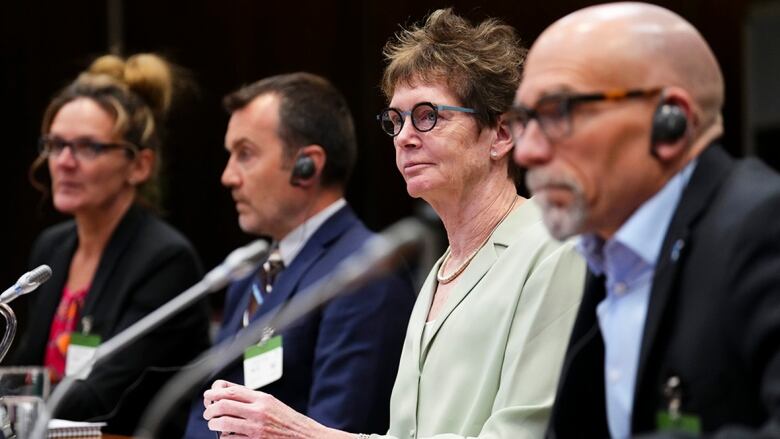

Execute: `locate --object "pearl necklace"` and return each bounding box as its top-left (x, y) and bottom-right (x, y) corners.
top-left (436, 196), bottom-right (518, 284)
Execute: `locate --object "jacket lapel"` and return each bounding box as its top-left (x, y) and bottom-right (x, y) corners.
top-left (551, 271), bottom-right (609, 438)
top-left (633, 144), bottom-right (734, 411)
top-left (419, 242), bottom-right (495, 365)
top-left (23, 227), bottom-right (78, 362)
top-left (418, 205), bottom-right (523, 366)
top-left (250, 206), bottom-right (356, 327)
top-left (80, 205), bottom-right (145, 328)
top-left (410, 265), bottom-right (437, 372)
top-left (559, 271), bottom-right (607, 380)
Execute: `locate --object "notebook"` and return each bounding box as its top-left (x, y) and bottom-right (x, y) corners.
top-left (47, 419), bottom-right (106, 438)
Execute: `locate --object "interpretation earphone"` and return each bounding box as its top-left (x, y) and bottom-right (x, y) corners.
top-left (650, 99), bottom-right (688, 156)
top-left (289, 154), bottom-right (316, 186)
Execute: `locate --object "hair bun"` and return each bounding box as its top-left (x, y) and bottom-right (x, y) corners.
top-left (124, 53), bottom-right (173, 115)
top-left (85, 53), bottom-right (174, 116)
top-left (88, 55), bottom-right (127, 81)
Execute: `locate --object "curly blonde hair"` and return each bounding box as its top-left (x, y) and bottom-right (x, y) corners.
top-left (32, 53), bottom-right (178, 210)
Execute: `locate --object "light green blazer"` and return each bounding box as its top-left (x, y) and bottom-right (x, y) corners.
top-left (374, 199), bottom-right (585, 439)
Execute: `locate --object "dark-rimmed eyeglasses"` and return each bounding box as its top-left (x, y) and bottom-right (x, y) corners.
top-left (38, 136), bottom-right (139, 161)
top-left (507, 88), bottom-right (662, 142)
top-left (377, 102), bottom-right (477, 137)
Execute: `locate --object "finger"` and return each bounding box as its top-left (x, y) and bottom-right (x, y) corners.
top-left (204, 398), bottom-right (265, 422)
top-left (208, 414), bottom-right (254, 436)
top-left (203, 388), bottom-right (219, 408)
top-left (212, 379), bottom-right (239, 390)
top-left (204, 380), bottom-right (236, 408)
top-left (206, 384), bottom-right (268, 404)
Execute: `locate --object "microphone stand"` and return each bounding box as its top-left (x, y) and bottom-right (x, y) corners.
top-left (29, 240), bottom-right (269, 439)
top-left (134, 218), bottom-right (427, 439)
top-left (0, 303), bottom-right (17, 363)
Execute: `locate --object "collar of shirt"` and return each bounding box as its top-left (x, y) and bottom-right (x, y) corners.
top-left (276, 198), bottom-right (346, 266)
top-left (578, 158), bottom-right (698, 280)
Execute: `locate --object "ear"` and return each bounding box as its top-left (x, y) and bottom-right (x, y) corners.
top-left (128, 148), bottom-right (155, 186)
top-left (293, 144), bottom-right (327, 188)
top-left (652, 88), bottom-right (696, 164)
top-left (489, 114), bottom-right (515, 161)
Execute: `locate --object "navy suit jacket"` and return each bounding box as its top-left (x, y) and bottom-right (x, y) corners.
top-left (184, 205), bottom-right (415, 438)
top-left (548, 143), bottom-right (780, 438)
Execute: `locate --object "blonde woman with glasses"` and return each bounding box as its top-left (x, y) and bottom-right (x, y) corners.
top-left (9, 53), bottom-right (209, 436)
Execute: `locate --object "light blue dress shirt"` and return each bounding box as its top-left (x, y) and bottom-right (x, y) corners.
top-left (577, 160), bottom-right (696, 439)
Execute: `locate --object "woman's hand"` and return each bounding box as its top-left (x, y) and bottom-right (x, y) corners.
top-left (202, 380), bottom-right (351, 439)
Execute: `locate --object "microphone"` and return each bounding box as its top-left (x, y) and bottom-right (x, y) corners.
top-left (30, 240), bottom-right (270, 439)
top-left (94, 239), bottom-right (269, 363)
top-left (135, 217), bottom-right (428, 439)
top-left (204, 239), bottom-right (271, 287)
top-left (0, 265), bottom-right (52, 304)
top-left (0, 265), bottom-right (51, 363)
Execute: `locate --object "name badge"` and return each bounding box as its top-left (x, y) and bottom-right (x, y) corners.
top-left (657, 375), bottom-right (700, 435)
top-left (243, 336), bottom-right (283, 390)
top-left (65, 333), bottom-right (101, 379)
top-left (656, 410), bottom-right (701, 434)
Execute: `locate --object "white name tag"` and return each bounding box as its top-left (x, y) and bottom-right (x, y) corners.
top-left (243, 335), bottom-right (283, 390)
top-left (65, 333), bottom-right (101, 379)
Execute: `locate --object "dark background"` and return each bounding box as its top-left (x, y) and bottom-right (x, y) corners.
top-left (1, 0), bottom-right (772, 306)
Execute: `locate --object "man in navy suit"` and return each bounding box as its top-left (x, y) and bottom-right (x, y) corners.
top-left (513, 2), bottom-right (780, 438)
top-left (183, 72), bottom-right (415, 438)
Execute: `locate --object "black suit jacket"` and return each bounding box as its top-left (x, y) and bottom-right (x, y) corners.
top-left (7, 205), bottom-right (210, 435)
top-left (549, 144), bottom-right (780, 438)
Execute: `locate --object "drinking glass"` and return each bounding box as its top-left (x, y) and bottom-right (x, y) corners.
top-left (0, 367), bottom-right (49, 399)
top-left (0, 395), bottom-right (45, 438)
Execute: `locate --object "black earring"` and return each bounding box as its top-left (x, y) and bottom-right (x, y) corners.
top-left (290, 154), bottom-right (316, 186)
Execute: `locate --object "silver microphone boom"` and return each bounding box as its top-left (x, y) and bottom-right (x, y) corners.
top-left (0, 264), bottom-right (52, 304)
top-left (30, 240), bottom-right (270, 439)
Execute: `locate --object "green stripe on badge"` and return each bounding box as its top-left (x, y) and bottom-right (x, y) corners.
top-left (656, 411), bottom-right (701, 434)
top-left (244, 336), bottom-right (282, 359)
top-left (70, 333), bottom-right (101, 347)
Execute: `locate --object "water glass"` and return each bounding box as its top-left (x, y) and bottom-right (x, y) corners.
top-left (0, 367), bottom-right (49, 400)
top-left (0, 395), bottom-right (45, 438)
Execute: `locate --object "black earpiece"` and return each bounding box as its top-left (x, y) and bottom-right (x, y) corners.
top-left (290, 154), bottom-right (316, 186)
top-left (651, 102), bottom-right (688, 146)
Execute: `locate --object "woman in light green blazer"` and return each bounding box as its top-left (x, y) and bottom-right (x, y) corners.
top-left (200, 8), bottom-right (585, 439)
top-left (380, 201), bottom-right (584, 439)
top-left (369, 10), bottom-right (584, 437)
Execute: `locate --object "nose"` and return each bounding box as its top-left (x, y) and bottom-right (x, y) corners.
top-left (394, 116), bottom-right (421, 150)
top-left (51, 145), bottom-right (78, 168)
top-left (221, 156), bottom-right (240, 188)
top-left (513, 122), bottom-right (554, 168)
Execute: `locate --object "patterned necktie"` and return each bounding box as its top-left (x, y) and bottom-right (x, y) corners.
top-left (262, 247), bottom-right (285, 293)
top-left (245, 248), bottom-right (284, 324)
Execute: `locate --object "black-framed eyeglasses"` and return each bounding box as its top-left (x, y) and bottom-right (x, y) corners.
top-left (376, 102), bottom-right (477, 137)
top-left (38, 136), bottom-right (139, 161)
top-left (507, 88), bottom-right (662, 142)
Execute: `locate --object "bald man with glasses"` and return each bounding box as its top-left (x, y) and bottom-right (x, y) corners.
top-left (513, 2), bottom-right (780, 438)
